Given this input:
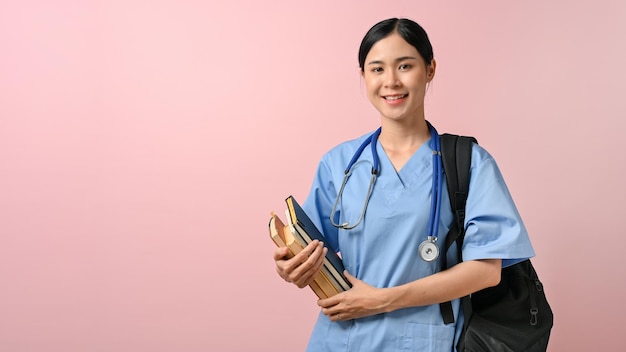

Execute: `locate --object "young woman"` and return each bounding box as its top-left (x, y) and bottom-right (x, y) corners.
top-left (273, 18), bottom-right (535, 352)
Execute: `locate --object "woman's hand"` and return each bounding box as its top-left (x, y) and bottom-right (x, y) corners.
top-left (318, 271), bottom-right (390, 321)
top-left (274, 240), bottom-right (327, 288)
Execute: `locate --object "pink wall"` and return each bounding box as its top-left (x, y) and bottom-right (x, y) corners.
top-left (1, 0), bottom-right (624, 351)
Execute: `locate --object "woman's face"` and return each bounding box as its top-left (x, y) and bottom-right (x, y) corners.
top-left (361, 32), bottom-right (435, 123)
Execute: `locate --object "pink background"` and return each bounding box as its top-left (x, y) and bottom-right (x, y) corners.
top-left (1, 0), bottom-right (624, 351)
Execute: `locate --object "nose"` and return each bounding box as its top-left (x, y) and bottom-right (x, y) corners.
top-left (383, 70), bottom-right (401, 88)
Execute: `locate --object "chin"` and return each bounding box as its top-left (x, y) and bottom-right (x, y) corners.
top-left (380, 111), bottom-right (410, 121)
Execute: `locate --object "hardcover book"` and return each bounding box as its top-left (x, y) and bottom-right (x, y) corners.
top-left (269, 195), bottom-right (352, 298)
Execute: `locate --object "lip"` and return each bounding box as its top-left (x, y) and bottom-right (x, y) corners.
top-left (382, 94), bottom-right (408, 104)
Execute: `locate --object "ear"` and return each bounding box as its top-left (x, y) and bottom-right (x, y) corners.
top-left (427, 59), bottom-right (436, 82)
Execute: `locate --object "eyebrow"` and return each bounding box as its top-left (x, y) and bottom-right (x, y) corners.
top-left (367, 56), bottom-right (419, 66)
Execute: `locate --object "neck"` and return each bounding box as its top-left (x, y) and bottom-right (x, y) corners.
top-left (378, 119), bottom-right (430, 152)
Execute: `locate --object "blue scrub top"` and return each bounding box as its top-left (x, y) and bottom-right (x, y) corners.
top-left (302, 129), bottom-right (535, 352)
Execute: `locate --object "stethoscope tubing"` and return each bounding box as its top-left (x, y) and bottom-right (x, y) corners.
top-left (330, 122), bottom-right (443, 240)
top-left (429, 123), bottom-right (443, 239)
top-left (344, 127), bottom-right (381, 175)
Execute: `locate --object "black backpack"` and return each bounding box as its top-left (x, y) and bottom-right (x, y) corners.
top-left (438, 134), bottom-right (554, 352)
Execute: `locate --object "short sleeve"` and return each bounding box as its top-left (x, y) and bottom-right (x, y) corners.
top-left (461, 145), bottom-right (535, 267)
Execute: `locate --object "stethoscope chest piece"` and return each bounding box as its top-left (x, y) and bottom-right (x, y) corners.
top-left (418, 236), bottom-right (439, 262)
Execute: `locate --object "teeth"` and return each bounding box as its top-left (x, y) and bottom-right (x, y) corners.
top-left (384, 95), bottom-right (407, 101)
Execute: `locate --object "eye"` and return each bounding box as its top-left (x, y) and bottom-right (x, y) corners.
top-left (399, 64), bottom-right (411, 70)
top-left (372, 67), bottom-right (383, 73)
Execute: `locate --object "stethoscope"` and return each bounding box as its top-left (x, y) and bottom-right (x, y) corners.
top-left (329, 122), bottom-right (443, 262)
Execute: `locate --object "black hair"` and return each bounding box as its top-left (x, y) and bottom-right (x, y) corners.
top-left (358, 18), bottom-right (434, 71)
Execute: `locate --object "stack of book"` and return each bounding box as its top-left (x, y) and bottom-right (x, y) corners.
top-left (269, 196), bottom-right (351, 299)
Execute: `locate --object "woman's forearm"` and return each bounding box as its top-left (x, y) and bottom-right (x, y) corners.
top-left (383, 259), bottom-right (502, 312)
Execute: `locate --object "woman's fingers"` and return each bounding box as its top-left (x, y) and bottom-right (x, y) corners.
top-left (274, 240), bottom-right (326, 287)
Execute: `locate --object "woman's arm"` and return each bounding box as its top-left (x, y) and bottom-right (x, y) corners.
top-left (318, 258), bottom-right (501, 321)
top-left (387, 258), bottom-right (501, 309)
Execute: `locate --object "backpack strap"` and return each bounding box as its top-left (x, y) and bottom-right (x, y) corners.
top-left (438, 133), bottom-right (477, 325)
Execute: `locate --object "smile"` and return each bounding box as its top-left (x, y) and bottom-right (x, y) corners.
top-left (383, 94), bottom-right (408, 101)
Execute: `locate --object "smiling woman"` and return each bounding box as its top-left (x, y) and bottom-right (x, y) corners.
top-left (271, 17), bottom-right (535, 352)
